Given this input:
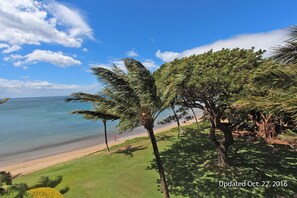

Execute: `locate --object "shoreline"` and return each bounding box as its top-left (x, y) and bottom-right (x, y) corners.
top-left (0, 119), bottom-right (198, 176)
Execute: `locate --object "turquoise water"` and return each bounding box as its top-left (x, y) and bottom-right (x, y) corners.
top-left (0, 96), bottom-right (202, 166)
top-left (0, 97), bottom-right (106, 155)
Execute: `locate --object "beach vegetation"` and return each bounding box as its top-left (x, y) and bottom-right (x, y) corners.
top-left (154, 48), bottom-right (265, 167)
top-left (0, 171), bottom-right (29, 198)
top-left (67, 59), bottom-right (170, 197)
top-left (233, 61), bottom-right (297, 141)
top-left (0, 171), bottom-right (69, 198)
top-left (27, 187), bottom-right (63, 198)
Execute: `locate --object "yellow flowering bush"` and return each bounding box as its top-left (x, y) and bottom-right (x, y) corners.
top-left (27, 187), bottom-right (63, 198)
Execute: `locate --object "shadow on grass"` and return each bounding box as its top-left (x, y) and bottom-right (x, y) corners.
top-left (156, 134), bottom-right (176, 143)
top-left (112, 145), bottom-right (147, 158)
top-left (148, 128), bottom-right (297, 198)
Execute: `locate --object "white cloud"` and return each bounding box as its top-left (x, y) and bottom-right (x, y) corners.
top-left (0, 78), bottom-right (98, 98)
top-left (90, 59), bottom-right (157, 72)
top-left (156, 29), bottom-right (289, 62)
top-left (0, 43), bottom-right (9, 49)
top-left (83, 48), bottom-right (88, 52)
top-left (142, 59), bottom-right (158, 69)
top-left (155, 50), bottom-right (180, 62)
top-left (6, 50), bottom-right (81, 68)
top-left (126, 50), bottom-right (138, 57)
top-left (2, 45), bottom-right (21, 53)
top-left (0, 0), bottom-right (93, 53)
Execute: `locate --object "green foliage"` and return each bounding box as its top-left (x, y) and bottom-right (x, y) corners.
top-left (0, 171), bottom-right (29, 198)
top-left (71, 109), bottom-right (119, 121)
top-left (28, 175), bottom-right (69, 195)
top-left (234, 61), bottom-right (297, 124)
top-left (0, 172), bottom-right (68, 198)
top-left (67, 58), bottom-right (163, 131)
top-left (59, 187), bottom-right (69, 195)
top-left (30, 176), bottom-right (62, 189)
top-left (0, 171), bottom-right (13, 195)
top-left (155, 48), bottom-right (267, 166)
top-left (155, 48), bottom-right (264, 116)
top-left (0, 171), bottom-right (12, 186)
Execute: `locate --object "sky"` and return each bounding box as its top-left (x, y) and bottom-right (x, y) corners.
top-left (0, 0), bottom-right (296, 98)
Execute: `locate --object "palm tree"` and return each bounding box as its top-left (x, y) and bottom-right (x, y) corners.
top-left (71, 107), bottom-right (119, 153)
top-left (67, 59), bottom-right (170, 198)
top-left (0, 98), bottom-right (9, 104)
top-left (273, 25), bottom-right (297, 64)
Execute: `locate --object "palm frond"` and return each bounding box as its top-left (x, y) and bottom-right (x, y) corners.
top-left (68, 59), bottom-right (163, 130)
top-left (253, 69), bottom-right (297, 90)
top-left (273, 41), bottom-right (297, 64)
top-left (71, 110), bottom-right (119, 121)
top-left (124, 58), bottom-right (161, 117)
top-left (273, 26), bottom-right (297, 64)
top-left (0, 98), bottom-right (9, 104)
top-left (65, 93), bottom-right (107, 104)
top-left (289, 25), bottom-right (297, 42)
top-left (92, 66), bottom-right (141, 109)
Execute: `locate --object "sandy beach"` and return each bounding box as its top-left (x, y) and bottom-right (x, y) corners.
top-left (0, 120), bottom-right (198, 176)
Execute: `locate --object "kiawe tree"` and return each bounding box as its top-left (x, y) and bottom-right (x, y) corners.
top-left (233, 26), bottom-right (297, 141)
top-left (233, 61), bottom-right (297, 140)
top-left (67, 59), bottom-right (170, 198)
top-left (155, 48), bottom-right (264, 167)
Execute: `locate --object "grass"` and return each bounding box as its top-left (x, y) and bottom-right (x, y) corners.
top-left (15, 124), bottom-right (297, 198)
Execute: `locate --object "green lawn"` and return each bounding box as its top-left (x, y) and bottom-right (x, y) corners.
top-left (15, 124), bottom-right (297, 198)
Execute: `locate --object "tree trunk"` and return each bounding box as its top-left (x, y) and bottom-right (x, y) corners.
top-left (216, 127), bottom-right (234, 167)
top-left (103, 120), bottom-right (110, 153)
top-left (147, 127), bottom-right (170, 198)
top-left (171, 103), bottom-right (183, 138)
top-left (209, 114), bottom-right (234, 167)
top-left (259, 112), bottom-right (276, 140)
top-left (190, 106), bottom-right (199, 129)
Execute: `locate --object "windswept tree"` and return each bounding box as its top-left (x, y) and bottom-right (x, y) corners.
top-left (67, 59), bottom-right (170, 198)
top-left (154, 60), bottom-right (201, 136)
top-left (154, 70), bottom-right (185, 137)
top-left (234, 25), bottom-right (297, 140)
top-left (233, 61), bottom-right (297, 139)
top-left (155, 48), bottom-right (264, 167)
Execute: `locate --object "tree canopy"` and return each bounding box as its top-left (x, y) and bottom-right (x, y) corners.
top-left (154, 48), bottom-right (265, 166)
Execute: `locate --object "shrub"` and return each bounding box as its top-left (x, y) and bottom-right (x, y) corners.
top-left (27, 187), bottom-right (63, 198)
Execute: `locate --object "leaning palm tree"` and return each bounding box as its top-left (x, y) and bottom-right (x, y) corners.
top-left (0, 98), bottom-right (9, 104)
top-left (71, 107), bottom-right (119, 153)
top-left (67, 59), bottom-right (170, 198)
top-left (273, 25), bottom-right (297, 64)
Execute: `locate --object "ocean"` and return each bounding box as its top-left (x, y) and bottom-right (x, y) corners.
top-left (0, 96), bottom-right (201, 167)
